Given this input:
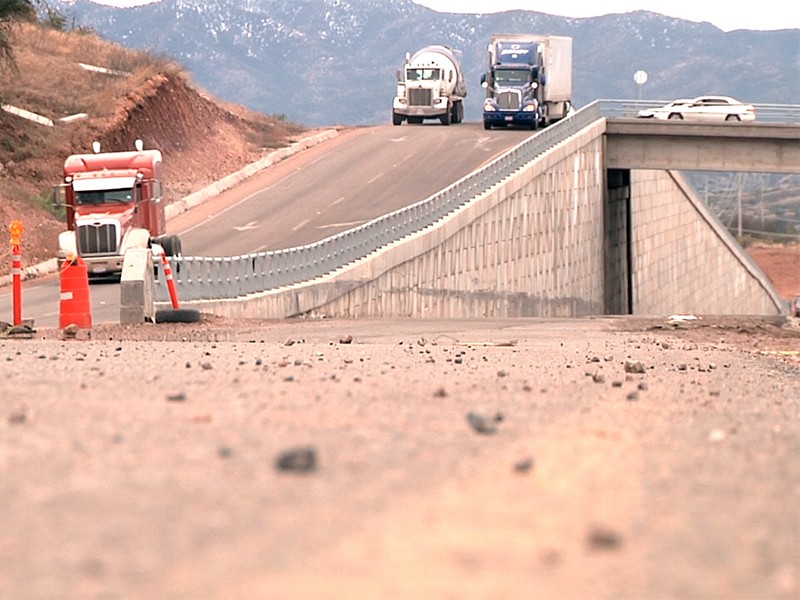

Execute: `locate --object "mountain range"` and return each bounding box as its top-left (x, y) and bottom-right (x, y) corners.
top-left (48, 0), bottom-right (800, 126)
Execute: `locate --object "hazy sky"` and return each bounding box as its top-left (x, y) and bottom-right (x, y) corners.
top-left (92, 0), bottom-right (800, 32)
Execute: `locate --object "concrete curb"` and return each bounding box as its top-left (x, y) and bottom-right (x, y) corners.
top-left (0, 129), bottom-right (340, 288)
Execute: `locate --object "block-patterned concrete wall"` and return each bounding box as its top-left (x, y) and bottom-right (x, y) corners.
top-left (630, 170), bottom-right (784, 315)
top-left (313, 130), bottom-right (608, 318)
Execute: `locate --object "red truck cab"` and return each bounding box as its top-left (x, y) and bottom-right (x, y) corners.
top-left (55, 140), bottom-right (181, 277)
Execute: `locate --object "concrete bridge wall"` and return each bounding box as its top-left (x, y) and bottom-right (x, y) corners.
top-left (169, 120), bottom-right (786, 320)
top-left (630, 169), bottom-right (784, 315)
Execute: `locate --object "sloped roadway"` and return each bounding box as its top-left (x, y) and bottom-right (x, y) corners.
top-left (2, 124), bottom-right (533, 327)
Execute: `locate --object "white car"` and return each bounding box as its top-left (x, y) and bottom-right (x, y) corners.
top-left (637, 96), bottom-right (756, 122)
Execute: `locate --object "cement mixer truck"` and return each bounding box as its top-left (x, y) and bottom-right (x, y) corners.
top-left (392, 45), bottom-right (467, 126)
top-left (481, 34), bottom-right (573, 130)
top-left (53, 140), bottom-right (180, 278)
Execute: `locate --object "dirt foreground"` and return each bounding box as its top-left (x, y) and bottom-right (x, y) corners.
top-left (1, 315), bottom-right (799, 599)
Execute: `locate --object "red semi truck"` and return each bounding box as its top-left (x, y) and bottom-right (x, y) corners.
top-left (54, 140), bottom-right (181, 277)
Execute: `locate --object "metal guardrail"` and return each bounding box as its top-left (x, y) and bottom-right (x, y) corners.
top-left (157, 99), bottom-right (800, 303)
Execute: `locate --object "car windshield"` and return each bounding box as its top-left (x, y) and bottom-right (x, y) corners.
top-left (75, 188), bottom-right (134, 205)
top-left (407, 68), bottom-right (441, 81)
top-left (494, 69), bottom-right (529, 85)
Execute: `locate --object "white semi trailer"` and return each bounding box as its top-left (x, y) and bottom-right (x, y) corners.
top-left (392, 45), bottom-right (467, 126)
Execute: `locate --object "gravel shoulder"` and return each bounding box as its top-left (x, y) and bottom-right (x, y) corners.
top-left (1, 316), bottom-right (799, 599)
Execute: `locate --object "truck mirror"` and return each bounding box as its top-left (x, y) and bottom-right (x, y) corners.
top-left (480, 73), bottom-right (486, 85)
top-left (52, 184), bottom-right (65, 207)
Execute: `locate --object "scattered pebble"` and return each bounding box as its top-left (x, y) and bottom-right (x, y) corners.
top-left (467, 411), bottom-right (497, 435)
top-left (587, 526), bottom-right (623, 550)
top-left (339, 335), bottom-right (353, 344)
top-left (166, 392), bottom-right (187, 402)
top-left (624, 360), bottom-right (646, 374)
top-left (709, 428), bottom-right (726, 442)
top-left (513, 456), bottom-right (534, 473)
top-left (276, 446), bottom-right (317, 473)
top-left (8, 411), bottom-right (26, 424)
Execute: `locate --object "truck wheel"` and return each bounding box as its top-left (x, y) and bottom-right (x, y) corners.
top-left (440, 109), bottom-right (451, 126)
top-left (162, 234), bottom-right (182, 257)
top-left (450, 102), bottom-right (460, 124)
top-left (483, 121), bottom-right (491, 130)
top-left (155, 308), bottom-right (202, 324)
top-left (392, 112), bottom-right (403, 126)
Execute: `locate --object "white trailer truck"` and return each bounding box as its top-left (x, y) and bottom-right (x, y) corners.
top-left (392, 45), bottom-right (467, 126)
top-left (481, 34), bottom-right (573, 130)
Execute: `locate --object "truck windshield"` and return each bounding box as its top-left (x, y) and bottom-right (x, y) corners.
top-left (75, 188), bottom-right (134, 205)
top-left (407, 68), bottom-right (441, 81)
top-left (494, 69), bottom-right (530, 85)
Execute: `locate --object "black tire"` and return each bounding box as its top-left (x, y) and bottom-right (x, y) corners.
top-left (161, 234), bottom-right (182, 257)
top-left (440, 106), bottom-right (451, 126)
top-left (483, 121), bottom-right (491, 130)
top-left (161, 235), bottom-right (175, 256)
top-left (725, 114), bottom-right (740, 122)
top-left (668, 113), bottom-right (683, 120)
top-left (392, 112), bottom-right (403, 126)
top-left (155, 308), bottom-right (202, 324)
top-left (450, 102), bottom-right (462, 124)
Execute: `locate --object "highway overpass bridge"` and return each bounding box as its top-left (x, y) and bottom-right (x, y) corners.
top-left (133, 101), bottom-right (800, 322)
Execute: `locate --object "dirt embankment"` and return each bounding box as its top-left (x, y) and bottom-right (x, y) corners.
top-left (0, 72), bottom-right (305, 274)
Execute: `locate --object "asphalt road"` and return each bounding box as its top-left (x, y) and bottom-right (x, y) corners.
top-left (1, 316), bottom-right (798, 598)
top-left (0, 124), bottom-right (533, 328)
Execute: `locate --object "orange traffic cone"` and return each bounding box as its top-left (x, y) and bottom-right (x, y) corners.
top-left (59, 255), bottom-right (93, 331)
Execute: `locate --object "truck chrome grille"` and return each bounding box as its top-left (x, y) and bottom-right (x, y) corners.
top-left (497, 90), bottom-right (521, 110)
top-left (408, 88), bottom-right (433, 106)
top-left (77, 223), bottom-right (118, 255)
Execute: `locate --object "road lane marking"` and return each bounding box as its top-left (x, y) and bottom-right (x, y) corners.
top-left (316, 220), bottom-right (365, 230)
top-left (233, 220), bottom-right (259, 231)
top-left (367, 173), bottom-right (383, 185)
top-left (292, 219), bottom-right (310, 231)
